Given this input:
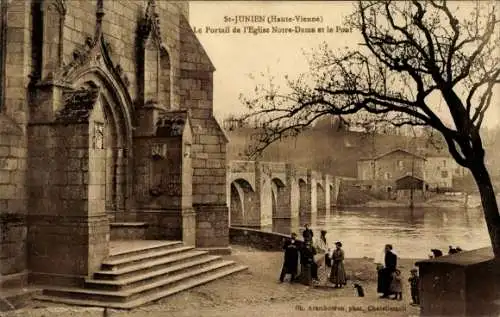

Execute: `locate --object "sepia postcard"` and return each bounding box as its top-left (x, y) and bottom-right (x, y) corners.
top-left (0, 1), bottom-right (499, 316)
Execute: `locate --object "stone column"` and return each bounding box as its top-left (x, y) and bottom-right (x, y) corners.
top-left (272, 164), bottom-right (296, 234)
top-left (242, 163), bottom-right (262, 229)
top-left (325, 174), bottom-right (332, 214)
top-left (299, 170), bottom-right (314, 226)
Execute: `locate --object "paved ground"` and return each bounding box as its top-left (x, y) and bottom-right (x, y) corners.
top-left (1, 245), bottom-right (421, 317)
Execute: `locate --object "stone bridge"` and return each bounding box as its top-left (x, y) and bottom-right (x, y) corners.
top-left (227, 160), bottom-right (340, 234)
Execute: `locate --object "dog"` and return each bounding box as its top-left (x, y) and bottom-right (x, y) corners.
top-left (353, 283), bottom-right (365, 297)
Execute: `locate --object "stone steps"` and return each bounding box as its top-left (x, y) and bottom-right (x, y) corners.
top-left (102, 245), bottom-right (195, 270)
top-left (35, 240), bottom-right (248, 309)
top-left (94, 249), bottom-right (209, 280)
top-left (35, 264), bottom-right (247, 309)
top-left (86, 255), bottom-right (223, 291)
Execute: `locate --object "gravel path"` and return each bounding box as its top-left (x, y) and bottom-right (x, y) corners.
top-left (2, 245), bottom-right (422, 317)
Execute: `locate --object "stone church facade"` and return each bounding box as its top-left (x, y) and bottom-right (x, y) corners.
top-left (0, 0), bottom-right (228, 289)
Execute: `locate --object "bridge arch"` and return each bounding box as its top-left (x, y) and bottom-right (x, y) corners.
top-left (230, 178), bottom-right (255, 227)
top-left (271, 178), bottom-right (285, 216)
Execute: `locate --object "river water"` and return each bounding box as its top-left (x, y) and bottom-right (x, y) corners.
top-left (263, 205), bottom-right (491, 259)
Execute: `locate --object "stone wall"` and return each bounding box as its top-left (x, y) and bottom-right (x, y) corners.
top-left (27, 117), bottom-right (109, 286)
top-left (0, 0), bottom-right (31, 289)
top-left (0, 214), bottom-right (27, 281)
top-left (229, 226), bottom-right (304, 251)
top-left (0, 118), bottom-right (27, 287)
top-left (178, 15), bottom-right (229, 249)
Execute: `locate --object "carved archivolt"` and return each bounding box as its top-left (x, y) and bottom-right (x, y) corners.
top-left (45, 0), bottom-right (129, 95)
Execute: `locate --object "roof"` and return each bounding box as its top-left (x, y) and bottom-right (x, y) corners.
top-left (396, 174), bottom-right (424, 182)
top-left (55, 87), bottom-right (100, 123)
top-left (416, 247), bottom-right (494, 267)
top-left (360, 148), bottom-right (427, 161)
top-left (423, 151), bottom-right (453, 158)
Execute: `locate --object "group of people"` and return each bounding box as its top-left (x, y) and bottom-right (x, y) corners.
top-left (376, 244), bottom-right (420, 305)
top-left (279, 224), bottom-right (346, 288)
top-left (280, 228), bottom-right (421, 306)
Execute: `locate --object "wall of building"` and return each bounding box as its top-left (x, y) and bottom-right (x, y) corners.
top-left (1, 0), bottom-right (32, 288)
top-left (1, 0), bottom-right (229, 283)
top-left (424, 157), bottom-right (455, 189)
top-left (373, 151), bottom-right (425, 181)
top-left (357, 160), bottom-right (373, 180)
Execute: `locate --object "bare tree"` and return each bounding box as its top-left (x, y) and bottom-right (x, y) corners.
top-left (240, 0), bottom-right (500, 256)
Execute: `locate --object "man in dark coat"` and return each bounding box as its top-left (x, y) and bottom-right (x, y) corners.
top-left (379, 244), bottom-right (397, 298)
top-left (279, 233), bottom-right (300, 283)
top-left (302, 224), bottom-right (314, 243)
top-left (299, 240), bottom-right (317, 285)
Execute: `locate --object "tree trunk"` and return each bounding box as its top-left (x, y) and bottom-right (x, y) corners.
top-left (470, 160), bottom-right (500, 257)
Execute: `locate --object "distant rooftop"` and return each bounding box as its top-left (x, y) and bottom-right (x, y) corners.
top-left (359, 148), bottom-right (427, 161)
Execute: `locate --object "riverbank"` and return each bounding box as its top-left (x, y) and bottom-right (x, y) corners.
top-left (345, 193), bottom-right (482, 209)
top-left (5, 245), bottom-right (422, 317)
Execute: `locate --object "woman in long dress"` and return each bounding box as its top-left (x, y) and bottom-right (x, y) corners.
top-left (314, 230), bottom-right (331, 284)
top-left (329, 241), bottom-right (347, 288)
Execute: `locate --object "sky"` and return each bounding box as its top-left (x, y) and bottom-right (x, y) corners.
top-left (188, 1), bottom-right (500, 130)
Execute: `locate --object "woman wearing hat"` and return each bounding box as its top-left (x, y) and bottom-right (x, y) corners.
top-left (329, 241), bottom-right (347, 288)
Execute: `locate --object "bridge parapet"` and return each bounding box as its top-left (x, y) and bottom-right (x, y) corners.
top-left (228, 160), bottom-right (257, 191)
top-left (229, 160), bottom-right (256, 173)
top-left (292, 166), bottom-right (309, 184)
top-left (259, 161), bottom-right (287, 173)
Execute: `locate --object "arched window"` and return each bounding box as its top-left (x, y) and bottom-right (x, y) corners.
top-left (137, 0), bottom-right (171, 109)
top-left (159, 46), bottom-right (171, 109)
top-left (30, 0), bottom-right (65, 83)
top-left (143, 36), bottom-right (159, 104)
top-left (41, 0), bottom-right (65, 79)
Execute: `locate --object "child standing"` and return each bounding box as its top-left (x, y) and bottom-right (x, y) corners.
top-left (408, 268), bottom-right (420, 305)
top-left (390, 269), bottom-right (402, 300)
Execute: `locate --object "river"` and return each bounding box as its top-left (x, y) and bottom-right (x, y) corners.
top-left (262, 205), bottom-right (491, 259)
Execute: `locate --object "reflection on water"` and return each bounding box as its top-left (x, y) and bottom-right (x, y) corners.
top-left (263, 206), bottom-right (490, 259)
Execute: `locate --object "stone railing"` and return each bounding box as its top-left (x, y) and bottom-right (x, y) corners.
top-left (259, 161), bottom-right (287, 173)
top-left (229, 226), bottom-right (304, 251)
top-left (229, 160), bottom-right (255, 173)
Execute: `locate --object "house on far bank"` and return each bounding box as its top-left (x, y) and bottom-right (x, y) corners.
top-left (357, 147), bottom-right (469, 198)
top-left (357, 149), bottom-right (427, 198)
top-left (422, 148), bottom-right (468, 190)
